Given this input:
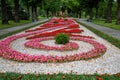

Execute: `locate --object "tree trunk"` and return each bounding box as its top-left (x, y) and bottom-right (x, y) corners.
top-left (79, 9), bottom-right (82, 18)
top-left (35, 6), bottom-right (38, 21)
top-left (32, 5), bottom-right (38, 22)
top-left (95, 6), bottom-right (99, 19)
top-left (46, 10), bottom-right (49, 18)
top-left (1, 0), bottom-right (9, 24)
top-left (26, 1), bottom-right (30, 13)
top-left (116, 0), bottom-right (120, 25)
top-left (105, 0), bottom-right (113, 23)
top-left (52, 12), bottom-right (56, 17)
top-left (14, 0), bottom-right (20, 22)
top-left (89, 8), bottom-right (93, 21)
top-left (32, 5), bottom-right (35, 22)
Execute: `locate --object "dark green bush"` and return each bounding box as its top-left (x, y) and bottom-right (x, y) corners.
top-left (55, 33), bottom-right (69, 44)
top-left (19, 12), bottom-right (30, 20)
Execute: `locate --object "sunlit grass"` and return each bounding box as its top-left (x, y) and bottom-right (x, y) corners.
top-left (93, 19), bottom-right (120, 30)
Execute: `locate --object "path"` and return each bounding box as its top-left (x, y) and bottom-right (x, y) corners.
top-left (77, 19), bottom-right (120, 40)
top-left (0, 18), bottom-right (48, 36)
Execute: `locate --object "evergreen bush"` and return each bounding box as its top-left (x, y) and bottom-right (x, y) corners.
top-left (55, 33), bottom-right (69, 44)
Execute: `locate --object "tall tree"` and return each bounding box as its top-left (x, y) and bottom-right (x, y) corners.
top-left (28, 0), bottom-right (43, 22)
top-left (105, 0), bottom-right (113, 23)
top-left (44, 0), bottom-right (62, 17)
top-left (14, 0), bottom-right (20, 22)
top-left (1, 0), bottom-right (9, 24)
top-left (31, 4), bottom-right (38, 21)
top-left (116, 0), bottom-right (120, 24)
top-left (79, 0), bottom-right (100, 21)
top-left (89, 0), bottom-right (100, 20)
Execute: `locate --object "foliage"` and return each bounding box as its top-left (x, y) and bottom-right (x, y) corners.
top-left (0, 72), bottom-right (120, 80)
top-left (61, 0), bottom-right (79, 10)
top-left (19, 10), bottom-right (30, 20)
top-left (42, 0), bottom-right (79, 17)
top-left (44, 0), bottom-right (62, 12)
top-left (55, 33), bottom-right (69, 44)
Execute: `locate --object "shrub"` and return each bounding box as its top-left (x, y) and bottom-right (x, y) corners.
top-left (55, 33), bottom-right (69, 44)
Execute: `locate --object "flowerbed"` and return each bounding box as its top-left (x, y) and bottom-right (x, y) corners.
top-left (25, 19), bottom-right (79, 33)
top-left (25, 37), bottom-right (79, 51)
top-left (26, 29), bottom-right (91, 40)
top-left (0, 36), bottom-right (106, 62)
top-left (0, 18), bottom-right (107, 62)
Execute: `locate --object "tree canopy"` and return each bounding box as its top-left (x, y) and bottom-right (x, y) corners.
top-left (0, 0), bottom-right (120, 24)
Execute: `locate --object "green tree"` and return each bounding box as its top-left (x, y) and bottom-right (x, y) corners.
top-left (105, 0), bottom-right (113, 23)
top-left (14, 0), bottom-right (20, 22)
top-left (79, 0), bottom-right (100, 21)
top-left (1, 0), bottom-right (9, 24)
top-left (20, 0), bottom-right (30, 14)
top-left (43, 0), bottom-right (79, 17)
top-left (116, 0), bottom-right (120, 24)
top-left (44, 0), bottom-right (62, 17)
top-left (28, 0), bottom-right (43, 22)
top-left (64, 0), bottom-right (79, 17)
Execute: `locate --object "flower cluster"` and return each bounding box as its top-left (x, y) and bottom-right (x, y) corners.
top-left (25, 37), bottom-right (79, 51)
top-left (26, 29), bottom-right (86, 39)
top-left (26, 30), bottom-right (94, 39)
top-left (25, 18), bottom-right (80, 33)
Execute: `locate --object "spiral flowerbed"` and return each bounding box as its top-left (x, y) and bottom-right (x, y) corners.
top-left (0, 18), bottom-right (107, 63)
top-left (25, 37), bottom-right (79, 51)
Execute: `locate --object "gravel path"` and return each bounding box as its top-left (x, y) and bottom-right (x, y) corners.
top-left (0, 24), bottom-right (120, 75)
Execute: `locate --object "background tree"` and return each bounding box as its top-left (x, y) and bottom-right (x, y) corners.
top-left (105, 0), bottom-right (113, 23)
top-left (14, 0), bottom-right (20, 22)
top-left (44, 0), bottom-right (62, 17)
top-left (28, 0), bottom-right (43, 22)
top-left (78, 0), bottom-right (101, 21)
top-left (0, 0), bottom-right (119, 25)
top-left (64, 0), bottom-right (79, 17)
top-left (116, 0), bottom-right (120, 24)
top-left (20, 0), bottom-right (30, 14)
top-left (1, 0), bottom-right (9, 24)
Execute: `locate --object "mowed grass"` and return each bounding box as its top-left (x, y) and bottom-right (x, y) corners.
top-left (93, 19), bottom-right (120, 30)
top-left (0, 20), bottom-right (31, 30)
top-left (0, 72), bottom-right (120, 80)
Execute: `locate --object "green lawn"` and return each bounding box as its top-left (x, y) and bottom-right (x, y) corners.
top-left (0, 20), bottom-right (31, 30)
top-left (93, 19), bottom-right (120, 30)
top-left (0, 72), bottom-right (120, 80)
